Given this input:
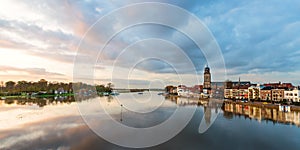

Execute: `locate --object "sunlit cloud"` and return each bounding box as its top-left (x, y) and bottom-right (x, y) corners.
top-left (0, 0), bottom-right (299, 87)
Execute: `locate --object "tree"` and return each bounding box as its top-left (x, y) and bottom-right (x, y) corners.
top-left (16, 81), bottom-right (28, 92)
top-left (5, 81), bottom-right (16, 92)
top-left (105, 83), bottom-right (114, 93)
top-left (165, 85), bottom-right (174, 94)
top-left (38, 79), bottom-right (48, 91)
top-left (106, 83), bottom-right (114, 89)
top-left (96, 84), bottom-right (106, 92)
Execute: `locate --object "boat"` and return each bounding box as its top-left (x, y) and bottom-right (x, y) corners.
top-left (157, 92), bottom-right (164, 95)
top-left (110, 91), bottom-right (120, 96)
top-left (103, 92), bottom-right (110, 96)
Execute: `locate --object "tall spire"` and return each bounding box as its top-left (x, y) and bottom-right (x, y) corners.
top-left (238, 77), bottom-right (241, 89)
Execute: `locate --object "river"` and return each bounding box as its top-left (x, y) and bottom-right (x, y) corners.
top-left (0, 92), bottom-right (299, 149)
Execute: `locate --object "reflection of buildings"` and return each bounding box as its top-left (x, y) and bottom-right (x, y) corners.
top-left (165, 95), bottom-right (223, 126)
top-left (223, 102), bottom-right (300, 127)
top-left (204, 105), bottom-right (211, 125)
top-left (202, 100), bottom-right (222, 125)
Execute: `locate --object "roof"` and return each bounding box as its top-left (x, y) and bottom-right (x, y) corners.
top-left (211, 82), bottom-right (224, 86)
top-left (231, 85), bottom-right (250, 89)
top-left (261, 86), bottom-right (273, 90)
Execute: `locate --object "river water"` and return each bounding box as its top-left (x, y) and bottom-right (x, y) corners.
top-left (0, 92), bottom-right (299, 150)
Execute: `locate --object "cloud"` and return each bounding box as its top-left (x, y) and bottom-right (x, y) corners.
top-left (0, 65), bottom-right (63, 76)
top-left (0, 0), bottom-right (300, 85)
top-left (0, 66), bottom-right (67, 81)
top-left (192, 0), bottom-right (300, 78)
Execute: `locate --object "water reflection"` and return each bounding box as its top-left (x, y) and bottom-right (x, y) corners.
top-left (223, 102), bottom-right (300, 127)
top-left (0, 95), bottom-right (99, 107)
top-left (165, 95), bottom-right (300, 127)
top-left (0, 97), bottom-right (74, 107)
top-left (1, 95), bottom-right (300, 128)
top-left (81, 93), bottom-right (178, 128)
top-left (0, 93), bottom-right (300, 149)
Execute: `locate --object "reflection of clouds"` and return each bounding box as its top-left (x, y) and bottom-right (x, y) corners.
top-left (78, 93), bottom-right (178, 128)
top-left (0, 116), bottom-right (85, 150)
top-left (0, 130), bottom-right (45, 149)
top-left (0, 102), bottom-right (80, 130)
top-left (0, 115), bottom-right (124, 150)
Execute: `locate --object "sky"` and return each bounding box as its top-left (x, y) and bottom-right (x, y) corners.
top-left (0, 0), bottom-right (300, 88)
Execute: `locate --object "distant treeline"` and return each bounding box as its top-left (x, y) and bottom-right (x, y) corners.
top-left (0, 79), bottom-right (113, 96)
top-left (130, 89), bottom-right (149, 92)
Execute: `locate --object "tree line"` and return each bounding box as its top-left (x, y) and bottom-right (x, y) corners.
top-left (0, 79), bottom-right (113, 96)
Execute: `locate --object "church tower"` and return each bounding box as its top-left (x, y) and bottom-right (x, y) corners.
top-left (203, 65), bottom-right (211, 90)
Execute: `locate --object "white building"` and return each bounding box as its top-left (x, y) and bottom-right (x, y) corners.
top-left (177, 88), bottom-right (189, 97)
top-left (284, 88), bottom-right (300, 102)
top-left (177, 85), bottom-right (189, 97)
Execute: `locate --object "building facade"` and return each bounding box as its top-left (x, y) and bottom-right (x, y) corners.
top-left (224, 88), bottom-right (248, 100)
top-left (284, 88), bottom-right (300, 102)
top-left (272, 89), bottom-right (285, 102)
top-left (260, 87), bottom-right (272, 101)
top-left (223, 81), bottom-right (298, 103)
top-left (248, 85), bottom-right (262, 100)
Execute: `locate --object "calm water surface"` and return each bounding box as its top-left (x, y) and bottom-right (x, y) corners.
top-left (0, 92), bottom-right (299, 150)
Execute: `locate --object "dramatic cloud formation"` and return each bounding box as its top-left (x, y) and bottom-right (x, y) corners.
top-left (0, 0), bottom-right (299, 87)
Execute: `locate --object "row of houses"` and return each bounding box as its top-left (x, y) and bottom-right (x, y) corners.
top-left (165, 82), bottom-right (225, 98)
top-left (224, 82), bottom-right (300, 102)
top-left (165, 85), bottom-right (206, 97)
